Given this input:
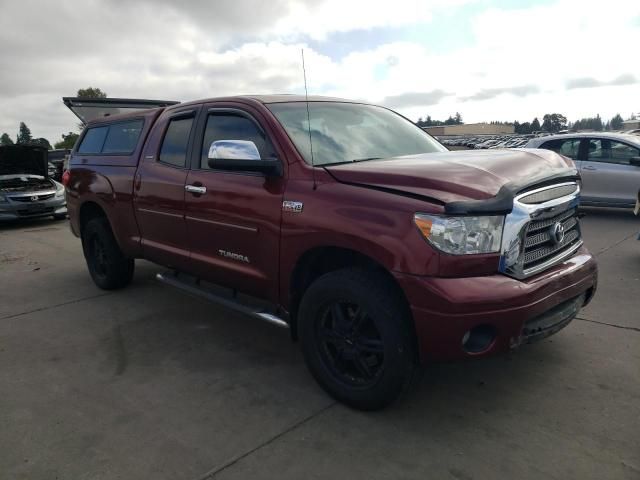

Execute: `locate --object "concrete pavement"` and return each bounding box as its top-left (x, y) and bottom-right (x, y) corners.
top-left (1, 209), bottom-right (638, 480)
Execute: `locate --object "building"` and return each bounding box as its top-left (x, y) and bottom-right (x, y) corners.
top-left (622, 119), bottom-right (640, 130)
top-left (424, 123), bottom-right (515, 136)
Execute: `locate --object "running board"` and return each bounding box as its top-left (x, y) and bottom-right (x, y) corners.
top-left (155, 271), bottom-right (289, 329)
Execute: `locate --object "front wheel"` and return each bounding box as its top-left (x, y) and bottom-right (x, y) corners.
top-left (298, 268), bottom-right (417, 410)
top-left (82, 217), bottom-right (134, 290)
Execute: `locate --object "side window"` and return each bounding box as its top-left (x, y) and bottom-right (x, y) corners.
top-left (540, 138), bottom-right (581, 160)
top-left (77, 126), bottom-right (108, 154)
top-left (587, 139), bottom-right (640, 165)
top-left (199, 114), bottom-right (275, 169)
top-left (158, 117), bottom-right (194, 168)
top-left (102, 120), bottom-right (144, 154)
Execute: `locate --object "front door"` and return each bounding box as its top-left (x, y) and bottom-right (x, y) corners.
top-left (134, 107), bottom-right (199, 270)
top-left (580, 138), bottom-right (640, 206)
top-left (184, 107), bottom-right (286, 301)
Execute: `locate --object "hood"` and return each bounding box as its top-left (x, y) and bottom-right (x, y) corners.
top-left (324, 148), bottom-right (577, 213)
top-left (0, 145), bottom-right (48, 177)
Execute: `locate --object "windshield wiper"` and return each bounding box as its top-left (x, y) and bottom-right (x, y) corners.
top-left (320, 157), bottom-right (384, 167)
top-left (350, 157), bottom-right (382, 162)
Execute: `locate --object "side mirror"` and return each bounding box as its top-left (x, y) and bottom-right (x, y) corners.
top-left (207, 140), bottom-right (281, 176)
top-left (629, 156), bottom-right (640, 167)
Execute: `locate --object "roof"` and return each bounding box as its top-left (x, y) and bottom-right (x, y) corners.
top-left (171, 94), bottom-right (358, 109)
top-left (76, 94), bottom-right (370, 127)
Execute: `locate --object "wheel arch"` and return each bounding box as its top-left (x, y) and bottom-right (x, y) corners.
top-left (287, 246), bottom-right (418, 361)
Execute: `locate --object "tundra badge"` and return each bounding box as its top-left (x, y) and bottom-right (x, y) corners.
top-left (218, 250), bottom-right (250, 263)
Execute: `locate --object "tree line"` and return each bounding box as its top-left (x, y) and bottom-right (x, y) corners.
top-left (417, 112), bottom-right (463, 127)
top-left (0, 87), bottom-right (106, 150)
top-left (416, 112), bottom-right (633, 134)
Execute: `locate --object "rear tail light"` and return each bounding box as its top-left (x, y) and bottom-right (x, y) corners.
top-left (62, 170), bottom-right (71, 187)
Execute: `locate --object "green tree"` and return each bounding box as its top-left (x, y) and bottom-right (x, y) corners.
top-left (610, 114), bottom-right (624, 130)
top-left (541, 113), bottom-right (567, 133)
top-left (0, 132), bottom-right (14, 145)
top-left (31, 137), bottom-right (52, 149)
top-left (54, 132), bottom-right (80, 150)
top-left (77, 87), bottom-right (107, 98)
top-left (16, 122), bottom-right (32, 144)
top-left (454, 112), bottom-right (463, 124)
top-left (531, 117), bottom-right (541, 131)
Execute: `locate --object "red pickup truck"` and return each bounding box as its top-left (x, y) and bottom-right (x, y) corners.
top-left (65, 95), bottom-right (597, 410)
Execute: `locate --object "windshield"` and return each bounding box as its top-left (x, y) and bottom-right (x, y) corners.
top-left (267, 102), bottom-right (447, 166)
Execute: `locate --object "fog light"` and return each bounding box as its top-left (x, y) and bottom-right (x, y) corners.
top-left (462, 325), bottom-right (497, 354)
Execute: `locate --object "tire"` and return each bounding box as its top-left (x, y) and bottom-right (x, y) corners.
top-left (298, 268), bottom-right (416, 410)
top-left (81, 217), bottom-right (134, 290)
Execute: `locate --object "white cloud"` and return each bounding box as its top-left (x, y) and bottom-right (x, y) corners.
top-left (0, 0), bottom-right (639, 144)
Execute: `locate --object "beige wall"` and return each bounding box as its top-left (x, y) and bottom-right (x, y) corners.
top-left (424, 123), bottom-right (515, 135)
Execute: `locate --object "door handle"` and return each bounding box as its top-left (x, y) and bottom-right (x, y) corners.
top-left (583, 165), bottom-right (597, 171)
top-left (185, 185), bottom-right (207, 195)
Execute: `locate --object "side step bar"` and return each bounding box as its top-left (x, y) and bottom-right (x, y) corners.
top-left (156, 271), bottom-right (289, 329)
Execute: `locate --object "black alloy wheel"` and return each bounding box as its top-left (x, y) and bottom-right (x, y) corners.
top-left (316, 301), bottom-right (385, 388)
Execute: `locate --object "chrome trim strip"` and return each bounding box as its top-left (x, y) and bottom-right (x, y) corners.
top-left (184, 215), bottom-right (258, 233)
top-left (137, 208), bottom-right (183, 219)
top-left (522, 240), bottom-right (583, 277)
top-left (7, 190), bottom-right (57, 198)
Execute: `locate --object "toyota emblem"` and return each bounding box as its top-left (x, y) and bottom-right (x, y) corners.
top-left (550, 222), bottom-right (565, 245)
top-left (30, 195), bottom-right (39, 202)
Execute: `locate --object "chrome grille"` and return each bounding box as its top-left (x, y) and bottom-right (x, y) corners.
top-left (499, 181), bottom-right (583, 279)
top-left (9, 193), bottom-right (55, 202)
top-left (518, 184), bottom-right (578, 204)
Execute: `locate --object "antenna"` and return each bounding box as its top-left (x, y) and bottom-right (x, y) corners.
top-left (301, 48), bottom-right (317, 190)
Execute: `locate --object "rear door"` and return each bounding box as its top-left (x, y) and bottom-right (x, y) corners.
top-left (538, 137), bottom-right (583, 169)
top-left (580, 138), bottom-right (640, 206)
top-left (133, 106), bottom-right (200, 270)
top-left (183, 105), bottom-right (286, 301)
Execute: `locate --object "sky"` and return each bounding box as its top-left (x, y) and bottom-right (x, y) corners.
top-left (0, 0), bottom-right (639, 144)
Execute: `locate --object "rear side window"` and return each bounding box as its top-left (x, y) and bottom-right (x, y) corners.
top-left (77, 120), bottom-right (143, 154)
top-left (587, 139), bottom-right (640, 165)
top-left (102, 120), bottom-right (144, 154)
top-left (159, 117), bottom-right (194, 167)
top-left (540, 138), bottom-right (581, 160)
top-left (77, 126), bottom-right (108, 154)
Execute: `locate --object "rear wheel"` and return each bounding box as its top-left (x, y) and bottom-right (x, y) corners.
top-left (299, 268), bottom-right (416, 410)
top-left (82, 217), bottom-right (134, 290)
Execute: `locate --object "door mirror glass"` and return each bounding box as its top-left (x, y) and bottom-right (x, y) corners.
top-left (208, 140), bottom-right (261, 161)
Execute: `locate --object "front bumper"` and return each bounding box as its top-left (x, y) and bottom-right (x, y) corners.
top-left (0, 197), bottom-right (67, 221)
top-left (395, 246), bottom-right (597, 362)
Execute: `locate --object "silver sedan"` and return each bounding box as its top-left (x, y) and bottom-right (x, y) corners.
top-left (526, 132), bottom-right (640, 208)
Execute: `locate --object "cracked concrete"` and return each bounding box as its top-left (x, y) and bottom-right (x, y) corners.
top-left (0, 207), bottom-right (638, 480)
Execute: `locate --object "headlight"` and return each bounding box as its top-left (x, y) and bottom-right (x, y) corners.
top-left (414, 213), bottom-right (504, 255)
top-left (55, 185), bottom-right (65, 198)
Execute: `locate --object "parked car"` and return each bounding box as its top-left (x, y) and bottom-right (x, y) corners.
top-left (0, 145), bottom-right (67, 221)
top-left (635, 189), bottom-right (640, 240)
top-left (64, 95), bottom-right (597, 410)
top-left (48, 149), bottom-right (71, 181)
top-left (526, 133), bottom-right (640, 208)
